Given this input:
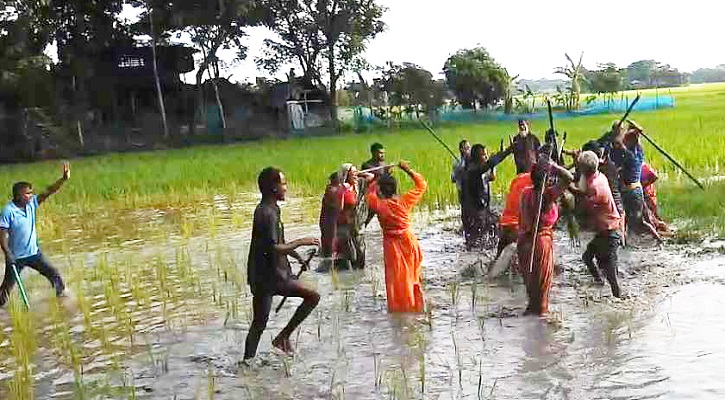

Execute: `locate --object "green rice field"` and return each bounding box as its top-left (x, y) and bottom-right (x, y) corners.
top-left (1, 83), bottom-right (724, 244)
top-left (0, 83), bottom-right (724, 399)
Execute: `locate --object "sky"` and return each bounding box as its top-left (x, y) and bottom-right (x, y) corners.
top-left (120, 0), bottom-right (725, 85)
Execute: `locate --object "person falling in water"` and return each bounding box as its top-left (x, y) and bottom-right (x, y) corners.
top-left (517, 146), bottom-right (574, 317)
top-left (243, 167), bottom-right (320, 362)
top-left (576, 151), bottom-right (625, 298)
top-left (0, 162), bottom-right (71, 307)
top-left (366, 161), bottom-right (427, 313)
top-left (461, 141), bottom-right (513, 249)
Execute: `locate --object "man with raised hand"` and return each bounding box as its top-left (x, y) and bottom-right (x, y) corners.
top-left (0, 162), bottom-right (71, 307)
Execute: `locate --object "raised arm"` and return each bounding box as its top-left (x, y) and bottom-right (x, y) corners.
top-left (400, 161), bottom-right (427, 208)
top-left (469, 144), bottom-right (514, 175)
top-left (38, 162), bottom-right (70, 205)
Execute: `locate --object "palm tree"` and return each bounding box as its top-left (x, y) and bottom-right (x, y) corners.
top-left (554, 52), bottom-right (584, 111)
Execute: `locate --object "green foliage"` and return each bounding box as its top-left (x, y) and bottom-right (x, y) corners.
top-left (443, 47), bottom-right (508, 111)
top-left (690, 65), bottom-right (725, 84)
top-left (381, 62), bottom-right (445, 116)
top-left (625, 59), bottom-right (687, 89)
top-left (132, 0), bottom-right (260, 84)
top-left (257, 0), bottom-right (386, 124)
top-left (586, 63), bottom-right (624, 95)
top-left (553, 52), bottom-right (585, 111)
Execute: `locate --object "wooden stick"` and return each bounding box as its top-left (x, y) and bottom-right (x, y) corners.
top-left (275, 249), bottom-right (317, 313)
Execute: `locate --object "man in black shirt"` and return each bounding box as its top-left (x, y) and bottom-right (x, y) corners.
top-left (361, 142), bottom-right (393, 178)
top-left (461, 142), bottom-right (514, 249)
top-left (243, 167), bottom-right (320, 363)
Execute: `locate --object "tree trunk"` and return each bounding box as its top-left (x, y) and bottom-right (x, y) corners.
top-left (327, 46), bottom-right (339, 132)
top-left (208, 54), bottom-right (227, 136)
top-left (148, 4), bottom-right (169, 139)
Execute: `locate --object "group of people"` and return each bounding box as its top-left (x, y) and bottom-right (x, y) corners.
top-left (0, 120), bottom-right (670, 364)
top-left (453, 119), bottom-right (668, 315)
top-left (244, 143), bottom-right (428, 362)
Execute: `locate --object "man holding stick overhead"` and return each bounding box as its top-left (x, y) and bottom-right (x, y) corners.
top-left (610, 123), bottom-right (663, 244)
top-left (244, 167), bottom-right (320, 361)
top-left (0, 162), bottom-right (70, 307)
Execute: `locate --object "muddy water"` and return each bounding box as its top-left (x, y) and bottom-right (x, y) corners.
top-left (0, 200), bottom-right (724, 399)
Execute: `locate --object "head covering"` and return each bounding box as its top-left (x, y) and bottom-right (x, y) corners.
top-left (338, 163), bottom-right (354, 184)
top-left (626, 119), bottom-right (643, 132)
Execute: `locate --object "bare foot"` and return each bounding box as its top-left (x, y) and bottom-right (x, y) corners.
top-left (272, 336), bottom-right (293, 355)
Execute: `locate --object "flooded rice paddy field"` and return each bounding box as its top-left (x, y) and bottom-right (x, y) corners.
top-left (0, 197), bottom-right (724, 399)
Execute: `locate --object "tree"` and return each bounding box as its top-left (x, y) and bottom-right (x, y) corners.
top-left (625, 59), bottom-right (657, 87)
top-left (384, 62), bottom-right (444, 117)
top-left (443, 47), bottom-right (508, 111)
top-left (50, 0), bottom-right (133, 145)
top-left (624, 59), bottom-right (686, 89)
top-left (690, 65), bottom-right (725, 84)
top-left (258, 0), bottom-right (386, 131)
top-left (0, 1), bottom-right (55, 109)
top-left (586, 62), bottom-right (624, 95)
top-left (553, 52), bottom-right (584, 111)
top-left (133, 0), bottom-right (261, 136)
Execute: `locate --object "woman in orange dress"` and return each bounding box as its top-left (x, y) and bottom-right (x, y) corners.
top-left (366, 161), bottom-right (427, 313)
top-left (517, 148), bottom-right (573, 316)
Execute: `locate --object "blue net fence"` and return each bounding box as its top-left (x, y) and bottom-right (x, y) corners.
top-left (341, 93), bottom-right (675, 131)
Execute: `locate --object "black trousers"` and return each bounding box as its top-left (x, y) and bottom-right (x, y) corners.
top-left (244, 281), bottom-right (320, 359)
top-left (0, 252), bottom-right (65, 306)
top-left (583, 230), bottom-right (621, 297)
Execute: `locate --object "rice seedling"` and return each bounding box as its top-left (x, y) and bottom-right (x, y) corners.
top-left (207, 365), bottom-right (217, 400)
top-left (7, 298), bottom-right (36, 400)
top-left (448, 278), bottom-right (460, 312)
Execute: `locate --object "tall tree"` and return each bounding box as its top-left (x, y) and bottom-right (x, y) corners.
top-left (0, 0), bottom-right (55, 109)
top-left (443, 47), bottom-right (508, 111)
top-left (50, 0), bottom-right (133, 145)
top-left (258, 0), bottom-right (386, 131)
top-left (382, 62), bottom-right (444, 117)
top-left (133, 0), bottom-right (261, 135)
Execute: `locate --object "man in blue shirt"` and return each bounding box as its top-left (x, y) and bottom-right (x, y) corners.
top-left (607, 122), bottom-right (662, 244)
top-left (0, 162), bottom-right (71, 306)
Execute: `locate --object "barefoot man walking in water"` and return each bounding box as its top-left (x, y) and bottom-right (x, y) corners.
top-left (243, 167), bottom-right (320, 363)
top-left (0, 162), bottom-right (71, 307)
